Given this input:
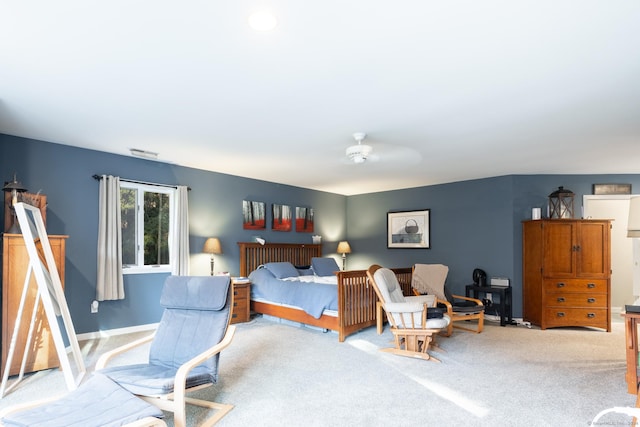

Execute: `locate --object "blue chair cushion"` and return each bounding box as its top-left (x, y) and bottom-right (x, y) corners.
top-left (1, 373), bottom-right (163, 427)
top-left (98, 364), bottom-right (214, 396)
top-left (161, 275), bottom-right (230, 310)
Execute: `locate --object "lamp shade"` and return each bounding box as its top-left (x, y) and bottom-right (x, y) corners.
top-left (628, 197), bottom-right (640, 238)
top-left (203, 237), bottom-right (222, 254)
top-left (337, 241), bottom-right (351, 254)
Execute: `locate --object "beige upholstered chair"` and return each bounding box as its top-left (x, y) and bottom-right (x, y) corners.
top-left (412, 264), bottom-right (484, 337)
top-left (367, 265), bottom-right (450, 362)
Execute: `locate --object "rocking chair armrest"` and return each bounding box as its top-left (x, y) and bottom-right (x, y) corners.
top-left (95, 333), bottom-right (156, 370)
top-left (436, 298), bottom-right (454, 315)
top-left (173, 325), bottom-right (236, 395)
top-left (384, 302), bottom-right (424, 314)
top-left (451, 294), bottom-right (484, 306)
top-left (405, 295), bottom-right (436, 306)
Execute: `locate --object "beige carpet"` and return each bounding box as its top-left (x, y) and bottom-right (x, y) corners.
top-left (0, 316), bottom-right (636, 426)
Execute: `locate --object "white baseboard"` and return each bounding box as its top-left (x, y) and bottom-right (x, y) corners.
top-left (77, 323), bottom-right (158, 341)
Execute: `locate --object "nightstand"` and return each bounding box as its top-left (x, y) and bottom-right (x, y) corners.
top-left (231, 280), bottom-right (251, 324)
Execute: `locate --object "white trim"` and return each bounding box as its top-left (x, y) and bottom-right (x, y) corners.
top-left (77, 322), bottom-right (159, 341)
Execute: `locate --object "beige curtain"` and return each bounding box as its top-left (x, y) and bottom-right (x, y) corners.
top-left (170, 185), bottom-right (190, 275)
top-left (96, 175), bottom-right (124, 300)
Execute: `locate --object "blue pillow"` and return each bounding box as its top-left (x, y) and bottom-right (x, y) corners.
top-left (311, 257), bottom-right (340, 276)
top-left (263, 262), bottom-right (299, 279)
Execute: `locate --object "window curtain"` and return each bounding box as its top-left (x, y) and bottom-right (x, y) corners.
top-left (96, 175), bottom-right (125, 301)
top-left (170, 185), bottom-right (190, 275)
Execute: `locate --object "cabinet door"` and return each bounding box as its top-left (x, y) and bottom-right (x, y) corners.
top-left (577, 221), bottom-right (610, 278)
top-left (1, 235), bottom-right (66, 377)
top-left (543, 221), bottom-right (577, 278)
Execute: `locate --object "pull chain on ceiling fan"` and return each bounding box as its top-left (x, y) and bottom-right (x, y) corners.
top-left (346, 132), bottom-right (372, 164)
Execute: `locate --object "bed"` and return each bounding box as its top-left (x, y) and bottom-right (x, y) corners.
top-left (238, 242), bottom-right (412, 342)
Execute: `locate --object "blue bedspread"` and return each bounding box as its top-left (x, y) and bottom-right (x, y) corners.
top-left (248, 268), bottom-right (338, 318)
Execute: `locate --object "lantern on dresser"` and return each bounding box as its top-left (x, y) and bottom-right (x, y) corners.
top-left (548, 186), bottom-right (575, 219)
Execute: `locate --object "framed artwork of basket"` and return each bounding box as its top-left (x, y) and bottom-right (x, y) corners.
top-left (387, 209), bottom-right (430, 249)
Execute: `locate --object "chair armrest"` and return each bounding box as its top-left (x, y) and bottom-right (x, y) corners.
top-left (173, 325), bottom-right (236, 401)
top-left (384, 302), bottom-right (424, 314)
top-left (406, 295), bottom-right (436, 306)
top-left (95, 333), bottom-right (156, 370)
top-left (451, 294), bottom-right (484, 306)
top-left (436, 298), bottom-right (454, 315)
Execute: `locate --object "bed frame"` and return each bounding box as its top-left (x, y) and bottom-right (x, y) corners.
top-left (238, 242), bottom-right (412, 342)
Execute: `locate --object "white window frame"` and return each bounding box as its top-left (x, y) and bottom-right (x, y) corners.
top-left (121, 181), bottom-right (174, 275)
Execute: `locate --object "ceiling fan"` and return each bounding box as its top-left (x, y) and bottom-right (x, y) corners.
top-left (345, 132), bottom-right (372, 164)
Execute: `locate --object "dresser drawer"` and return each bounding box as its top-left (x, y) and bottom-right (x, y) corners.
top-left (543, 278), bottom-right (608, 293)
top-left (543, 307), bottom-right (608, 329)
top-left (542, 293), bottom-right (607, 308)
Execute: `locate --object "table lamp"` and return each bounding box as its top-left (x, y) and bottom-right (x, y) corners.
top-left (337, 241), bottom-right (351, 271)
top-left (203, 237), bottom-right (222, 275)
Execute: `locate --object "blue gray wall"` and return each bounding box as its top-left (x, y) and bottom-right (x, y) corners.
top-left (2, 133), bottom-right (639, 332)
top-left (1, 134), bottom-right (346, 333)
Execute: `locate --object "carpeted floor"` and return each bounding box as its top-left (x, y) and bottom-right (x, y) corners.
top-left (0, 316), bottom-right (636, 426)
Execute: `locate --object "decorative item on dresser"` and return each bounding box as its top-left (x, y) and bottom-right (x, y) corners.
top-left (522, 219), bottom-right (612, 331)
top-left (238, 242), bottom-right (412, 341)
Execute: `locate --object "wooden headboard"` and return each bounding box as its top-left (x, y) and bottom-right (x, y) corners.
top-left (238, 242), bottom-right (322, 276)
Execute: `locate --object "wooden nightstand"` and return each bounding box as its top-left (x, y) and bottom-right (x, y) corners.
top-left (231, 280), bottom-right (251, 324)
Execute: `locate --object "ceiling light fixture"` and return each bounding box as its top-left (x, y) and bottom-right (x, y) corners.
top-left (346, 132), bottom-right (372, 164)
top-left (248, 11), bottom-right (277, 31)
top-left (129, 148), bottom-right (159, 160)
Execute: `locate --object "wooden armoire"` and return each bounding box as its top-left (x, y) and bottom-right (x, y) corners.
top-left (1, 233), bottom-right (68, 377)
top-left (522, 219), bottom-right (611, 331)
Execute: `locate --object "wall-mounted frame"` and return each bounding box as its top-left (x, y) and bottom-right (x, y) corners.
top-left (387, 209), bottom-right (430, 249)
top-left (272, 204), bottom-right (292, 231)
top-left (243, 200), bottom-right (266, 230)
top-left (593, 183), bottom-right (632, 195)
top-left (295, 206), bottom-right (314, 232)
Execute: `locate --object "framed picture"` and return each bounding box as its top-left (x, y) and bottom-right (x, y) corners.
top-left (593, 183), bottom-right (632, 195)
top-left (295, 206), bottom-right (314, 232)
top-left (387, 209), bottom-right (430, 249)
top-left (243, 200), bottom-right (266, 230)
top-left (272, 204), bottom-right (292, 231)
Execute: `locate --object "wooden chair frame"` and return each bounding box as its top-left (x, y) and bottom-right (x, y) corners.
top-left (412, 266), bottom-right (484, 337)
top-left (367, 265), bottom-right (445, 362)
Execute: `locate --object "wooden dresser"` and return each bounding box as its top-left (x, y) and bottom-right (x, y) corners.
top-left (522, 219), bottom-right (611, 331)
top-left (230, 280), bottom-right (250, 324)
top-left (1, 233), bottom-right (68, 376)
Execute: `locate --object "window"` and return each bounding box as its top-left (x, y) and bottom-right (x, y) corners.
top-left (120, 182), bottom-right (173, 273)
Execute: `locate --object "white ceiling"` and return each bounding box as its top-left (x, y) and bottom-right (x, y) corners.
top-left (1, 1), bottom-right (639, 195)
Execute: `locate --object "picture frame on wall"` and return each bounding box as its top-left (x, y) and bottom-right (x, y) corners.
top-left (387, 209), bottom-right (430, 249)
top-left (242, 200), bottom-right (266, 230)
top-left (295, 206), bottom-right (314, 232)
top-left (272, 204), bottom-right (292, 231)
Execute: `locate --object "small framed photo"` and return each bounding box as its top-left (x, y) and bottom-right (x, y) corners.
top-left (387, 209), bottom-right (430, 249)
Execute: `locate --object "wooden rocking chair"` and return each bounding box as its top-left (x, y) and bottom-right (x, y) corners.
top-left (367, 265), bottom-right (450, 362)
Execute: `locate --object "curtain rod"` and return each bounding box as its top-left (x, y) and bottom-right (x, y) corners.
top-left (92, 175), bottom-right (191, 190)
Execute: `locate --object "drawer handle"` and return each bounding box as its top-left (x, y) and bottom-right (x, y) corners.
top-left (557, 297), bottom-right (565, 303)
top-left (234, 291), bottom-right (239, 295)
top-left (587, 313), bottom-right (596, 318)
top-left (556, 282), bottom-right (565, 288)
top-left (587, 298), bottom-right (596, 303)
top-left (587, 283), bottom-right (596, 288)
top-left (233, 302), bottom-right (238, 307)
top-left (557, 312), bottom-right (565, 317)
top-left (232, 313), bottom-right (237, 318)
